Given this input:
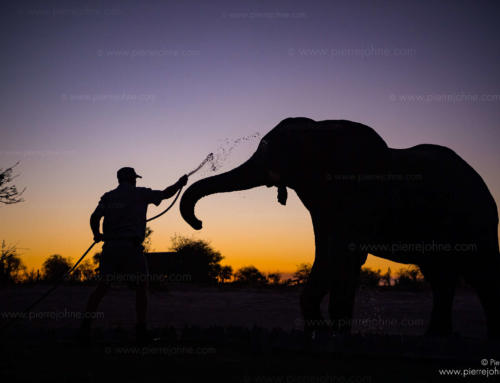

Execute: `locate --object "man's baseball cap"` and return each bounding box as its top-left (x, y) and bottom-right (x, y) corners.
top-left (117, 167), bottom-right (142, 180)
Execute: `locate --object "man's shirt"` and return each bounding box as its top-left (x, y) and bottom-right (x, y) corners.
top-left (93, 184), bottom-right (163, 241)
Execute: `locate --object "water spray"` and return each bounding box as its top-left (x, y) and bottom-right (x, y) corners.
top-left (2, 135), bottom-right (261, 332)
top-left (187, 153), bottom-right (214, 177)
top-left (146, 152), bottom-right (214, 222)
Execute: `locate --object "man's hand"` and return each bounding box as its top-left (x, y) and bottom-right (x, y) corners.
top-left (178, 174), bottom-right (188, 187)
top-left (163, 175), bottom-right (189, 199)
top-left (93, 233), bottom-right (104, 243)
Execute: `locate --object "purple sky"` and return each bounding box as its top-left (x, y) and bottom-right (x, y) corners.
top-left (1, 0), bottom-right (499, 272)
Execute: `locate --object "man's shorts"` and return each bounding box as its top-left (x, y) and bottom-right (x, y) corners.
top-left (99, 239), bottom-right (148, 284)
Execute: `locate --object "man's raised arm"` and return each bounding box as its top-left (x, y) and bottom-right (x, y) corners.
top-left (162, 174), bottom-right (188, 199)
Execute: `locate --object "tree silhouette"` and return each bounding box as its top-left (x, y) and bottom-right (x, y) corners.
top-left (143, 226), bottom-right (154, 252)
top-left (0, 241), bottom-right (26, 286)
top-left (359, 267), bottom-right (382, 287)
top-left (381, 267), bottom-right (392, 287)
top-left (0, 162), bottom-right (25, 204)
top-left (23, 268), bottom-right (41, 284)
top-left (267, 272), bottom-right (282, 285)
top-left (218, 265), bottom-right (233, 283)
top-left (234, 266), bottom-right (267, 286)
top-left (394, 266), bottom-right (426, 290)
top-left (42, 254), bottom-right (72, 283)
top-left (169, 235), bottom-right (224, 284)
top-left (72, 259), bottom-right (96, 282)
top-left (292, 263), bottom-right (311, 285)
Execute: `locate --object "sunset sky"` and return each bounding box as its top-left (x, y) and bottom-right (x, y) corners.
top-left (2, 0), bottom-right (499, 275)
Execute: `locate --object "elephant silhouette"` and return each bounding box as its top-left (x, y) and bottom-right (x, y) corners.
top-left (180, 117), bottom-right (500, 339)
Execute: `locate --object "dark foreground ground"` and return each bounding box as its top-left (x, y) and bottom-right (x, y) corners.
top-left (1, 285), bottom-right (499, 382)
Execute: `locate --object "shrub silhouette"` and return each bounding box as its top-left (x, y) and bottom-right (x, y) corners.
top-left (42, 254), bottom-right (72, 283)
top-left (72, 259), bottom-right (97, 282)
top-left (359, 267), bottom-right (382, 287)
top-left (234, 266), bottom-right (267, 286)
top-left (381, 267), bottom-right (393, 286)
top-left (169, 235), bottom-right (224, 284)
top-left (267, 272), bottom-right (282, 286)
top-left (22, 269), bottom-right (42, 284)
top-left (292, 263), bottom-right (311, 285)
top-left (0, 241), bottom-right (26, 286)
top-left (394, 266), bottom-right (426, 290)
top-left (218, 265), bottom-right (233, 283)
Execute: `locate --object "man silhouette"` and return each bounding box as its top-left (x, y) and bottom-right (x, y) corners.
top-left (79, 167), bottom-right (188, 344)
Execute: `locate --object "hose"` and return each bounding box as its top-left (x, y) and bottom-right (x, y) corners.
top-left (1, 152), bottom-right (214, 333)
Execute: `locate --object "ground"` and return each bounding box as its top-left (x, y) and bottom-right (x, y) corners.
top-left (1, 285), bottom-right (499, 382)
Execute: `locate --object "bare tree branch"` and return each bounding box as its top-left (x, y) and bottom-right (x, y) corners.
top-left (0, 162), bottom-right (26, 204)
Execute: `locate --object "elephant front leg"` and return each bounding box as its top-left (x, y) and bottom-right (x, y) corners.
top-left (328, 244), bottom-right (364, 335)
top-left (300, 214), bottom-right (330, 337)
top-left (300, 263), bottom-right (330, 328)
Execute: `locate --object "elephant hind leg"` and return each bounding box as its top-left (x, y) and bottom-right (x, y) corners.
top-left (420, 262), bottom-right (457, 337)
top-left (461, 250), bottom-right (500, 339)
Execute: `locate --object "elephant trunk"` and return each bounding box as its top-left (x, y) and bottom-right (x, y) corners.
top-left (180, 155), bottom-right (264, 230)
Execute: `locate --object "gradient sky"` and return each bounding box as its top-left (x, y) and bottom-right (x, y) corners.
top-left (1, 0), bottom-right (499, 274)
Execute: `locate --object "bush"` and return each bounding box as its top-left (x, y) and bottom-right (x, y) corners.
top-left (233, 266), bottom-right (267, 286)
top-left (42, 254), bottom-right (72, 283)
top-left (393, 266), bottom-right (426, 290)
top-left (292, 263), bottom-right (311, 286)
top-left (218, 265), bottom-right (233, 284)
top-left (0, 241), bottom-right (26, 286)
top-left (169, 235), bottom-right (225, 284)
top-left (359, 267), bottom-right (382, 287)
top-left (267, 272), bottom-right (282, 286)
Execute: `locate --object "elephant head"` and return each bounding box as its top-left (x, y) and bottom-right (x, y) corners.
top-left (180, 117), bottom-right (389, 230)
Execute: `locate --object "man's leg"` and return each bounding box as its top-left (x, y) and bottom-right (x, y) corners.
top-left (136, 280), bottom-right (148, 326)
top-left (134, 277), bottom-right (151, 345)
top-left (81, 280), bottom-right (109, 332)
